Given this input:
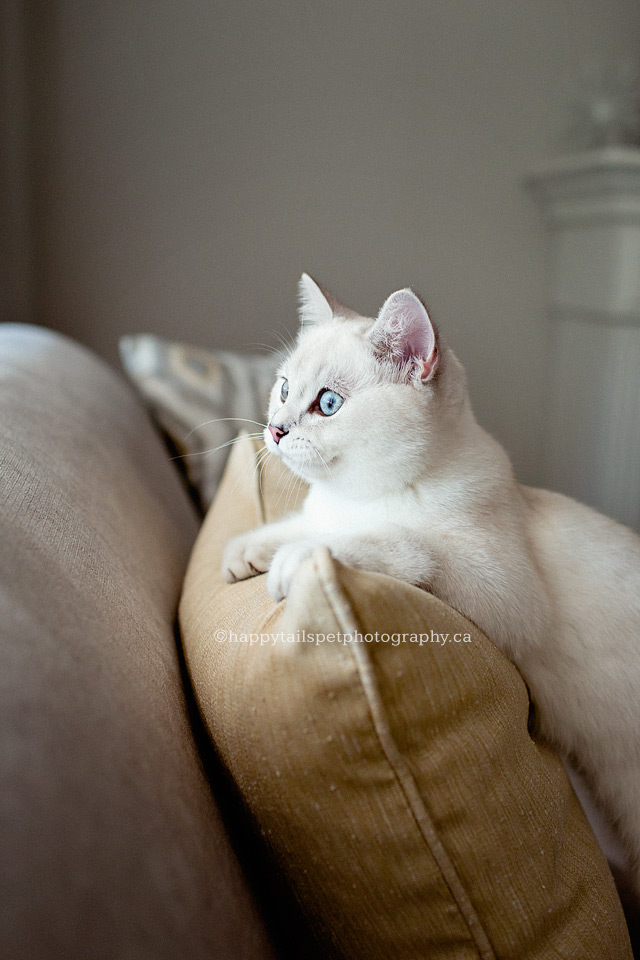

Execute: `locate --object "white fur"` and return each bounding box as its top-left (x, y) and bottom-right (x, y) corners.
top-left (222, 276), bottom-right (640, 893)
top-left (298, 273), bottom-right (334, 325)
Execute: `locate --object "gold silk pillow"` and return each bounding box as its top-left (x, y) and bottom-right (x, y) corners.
top-left (179, 433), bottom-right (631, 960)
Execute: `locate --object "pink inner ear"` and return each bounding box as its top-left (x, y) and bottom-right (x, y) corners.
top-left (417, 352), bottom-right (437, 381)
top-left (372, 290), bottom-right (436, 373)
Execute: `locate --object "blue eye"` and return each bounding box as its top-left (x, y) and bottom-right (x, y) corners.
top-left (318, 389), bottom-right (344, 416)
top-left (280, 379), bottom-right (289, 402)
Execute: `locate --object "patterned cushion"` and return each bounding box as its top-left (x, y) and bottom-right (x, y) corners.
top-left (119, 334), bottom-right (277, 509)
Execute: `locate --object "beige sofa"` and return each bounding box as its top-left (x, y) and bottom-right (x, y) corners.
top-left (0, 324), bottom-right (327, 959)
top-left (1, 323), bottom-right (637, 959)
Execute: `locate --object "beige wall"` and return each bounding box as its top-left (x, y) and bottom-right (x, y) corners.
top-left (12, 1), bottom-right (640, 483)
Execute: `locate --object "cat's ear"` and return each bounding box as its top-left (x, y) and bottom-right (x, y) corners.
top-left (369, 288), bottom-right (438, 382)
top-left (297, 273), bottom-right (359, 325)
top-left (298, 273), bottom-right (334, 325)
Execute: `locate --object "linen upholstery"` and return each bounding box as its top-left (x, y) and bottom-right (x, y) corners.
top-left (0, 326), bottom-right (276, 960)
top-left (179, 433), bottom-right (632, 960)
top-left (119, 333), bottom-right (277, 508)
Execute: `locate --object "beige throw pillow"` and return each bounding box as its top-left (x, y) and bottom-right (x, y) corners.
top-left (179, 433), bottom-right (631, 960)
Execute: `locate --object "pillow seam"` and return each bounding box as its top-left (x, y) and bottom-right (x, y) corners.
top-left (310, 550), bottom-right (496, 960)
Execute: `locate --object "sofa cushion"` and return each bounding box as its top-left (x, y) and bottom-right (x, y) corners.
top-left (0, 326), bottom-right (277, 960)
top-left (119, 333), bottom-right (277, 509)
top-left (179, 432), bottom-right (632, 960)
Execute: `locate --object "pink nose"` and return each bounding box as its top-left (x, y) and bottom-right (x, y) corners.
top-left (268, 424), bottom-right (287, 445)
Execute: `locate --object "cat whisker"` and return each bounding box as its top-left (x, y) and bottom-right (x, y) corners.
top-left (169, 432), bottom-right (265, 463)
top-left (283, 469), bottom-right (301, 515)
top-left (221, 441), bottom-right (270, 505)
top-left (244, 341), bottom-right (289, 364)
top-left (290, 471), bottom-right (304, 511)
top-left (273, 460), bottom-right (295, 514)
top-left (184, 416), bottom-right (268, 440)
top-left (315, 448), bottom-right (332, 478)
top-left (255, 446), bottom-right (272, 503)
top-left (247, 447), bottom-right (270, 494)
top-left (272, 323), bottom-right (297, 355)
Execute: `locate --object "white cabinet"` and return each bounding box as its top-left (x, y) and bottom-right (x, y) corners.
top-left (527, 147), bottom-right (640, 530)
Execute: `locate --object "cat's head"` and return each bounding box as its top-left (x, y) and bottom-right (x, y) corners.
top-left (264, 274), bottom-right (469, 496)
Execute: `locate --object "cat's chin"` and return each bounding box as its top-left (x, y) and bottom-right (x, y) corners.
top-left (268, 435), bottom-right (335, 482)
top-left (276, 451), bottom-right (328, 484)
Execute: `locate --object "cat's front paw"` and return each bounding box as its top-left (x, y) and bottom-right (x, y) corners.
top-left (267, 540), bottom-right (323, 602)
top-left (222, 531), bottom-right (277, 584)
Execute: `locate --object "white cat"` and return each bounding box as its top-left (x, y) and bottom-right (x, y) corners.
top-left (222, 273), bottom-right (640, 892)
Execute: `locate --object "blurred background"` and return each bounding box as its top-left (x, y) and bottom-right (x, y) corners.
top-left (2, 0), bottom-right (640, 491)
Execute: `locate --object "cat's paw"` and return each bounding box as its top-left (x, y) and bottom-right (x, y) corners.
top-left (267, 539), bottom-right (323, 602)
top-left (222, 531), bottom-right (277, 584)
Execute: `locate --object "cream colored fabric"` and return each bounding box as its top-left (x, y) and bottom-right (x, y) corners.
top-left (119, 333), bottom-right (277, 508)
top-left (180, 433), bottom-right (632, 960)
top-left (0, 327), bottom-right (276, 960)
